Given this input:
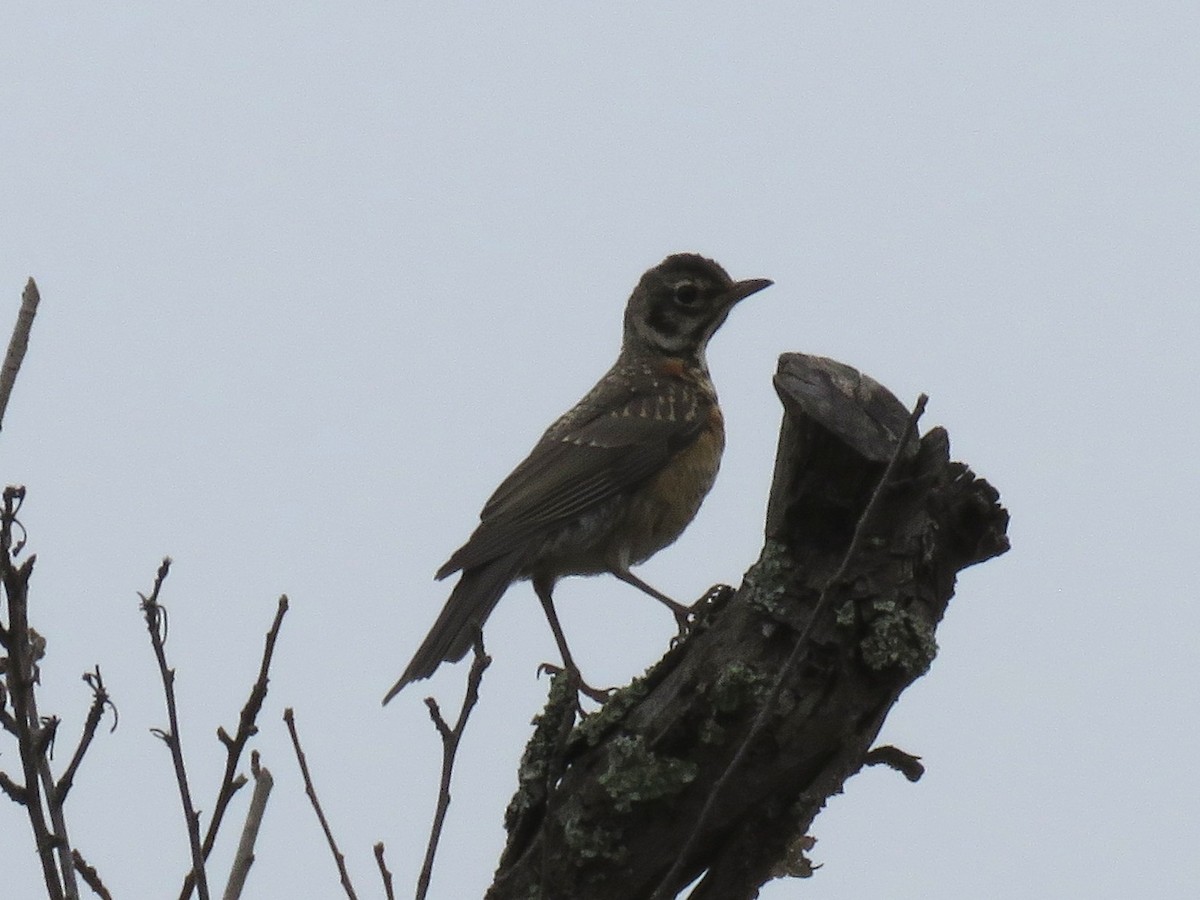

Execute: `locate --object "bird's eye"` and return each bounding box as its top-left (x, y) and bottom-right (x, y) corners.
top-left (673, 282), bottom-right (699, 306)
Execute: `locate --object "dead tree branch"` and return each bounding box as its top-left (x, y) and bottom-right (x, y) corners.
top-left (1, 486), bottom-right (67, 900)
top-left (651, 391), bottom-right (928, 899)
top-left (141, 558), bottom-right (210, 900)
top-left (56, 668), bottom-right (114, 806)
top-left (485, 353), bottom-right (1010, 899)
top-left (1, 487), bottom-right (115, 900)
top-left (373, 843), bottom-right (395, 900)
top-left (179, 595), bottom-right (289, 900)
top-left (72, 849), bottom-right (112, 900)
top-left (416, 632), bottom-right (491, 900)
top-left (221, 751), bottom-right (273, 900)
top-left (284, 707), bottom-right (358, 900)
top-left (0, 277), bottom-right (40, 432)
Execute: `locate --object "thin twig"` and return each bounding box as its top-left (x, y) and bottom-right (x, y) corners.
top-left (56, 668), bottom-right (114, 805)
top-left (416, 631), bottom-right (491, 900)
top-left (0, 768), bottom-right (26, 803)
top-left (72, 849), bottom-right (113, 900)
top-left (221, 751), bottom-right (273, 900)
top-left (2, 485), bottom-right (65, 899)
top-left (141, 558), bottom-right (210, 900)
top-left (651, 394), bottom-right (928, 900)
top-left (72, 854), bottom-right (112, 900)
top-left (861, 745), bottom-right (925, 782)
top-left (373, 843), bottom-right (395, 900)
top-left (284, 707), bottom-right (358, 900)
top-left (0, 277), bottom-right (40, 432)
top-left (180, 596), bottom-right (289, 900)
top-left (30, 692), bottom-right (81, 899)
top-left (0, 687), bottom-right (18, 736)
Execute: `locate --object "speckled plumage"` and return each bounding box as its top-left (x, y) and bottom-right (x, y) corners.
top-left (384, 254), bottom-right (771, 703)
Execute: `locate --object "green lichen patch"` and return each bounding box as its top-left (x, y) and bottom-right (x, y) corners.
top-left (597, 735), bottom-right (699, 813)
top-left (859, 600), bottom-right (937, 674)
top-left (744, 540), bottom-right (795, 618)
top-left (709, 661), bottom-right (769, 715)
top-left (835, 598), bottom-right (857, 627)
top-left (560, 806), bottom-right (627, 863)
top-left (570, 672), bottom-right (651, 749)
top-left (504, 672), bottom-right (578, 829)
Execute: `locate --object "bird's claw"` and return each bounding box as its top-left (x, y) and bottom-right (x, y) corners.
top-left (538, 663), bottom-right (614, 704)
top-left (668, 602), bottom-right (698, 647)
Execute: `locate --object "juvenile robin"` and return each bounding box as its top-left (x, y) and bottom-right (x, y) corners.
top-left (383, 253), bottom-right (771, 704)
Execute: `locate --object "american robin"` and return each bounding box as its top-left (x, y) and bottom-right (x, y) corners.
top-left (383, 253), bottom-right (771, 704)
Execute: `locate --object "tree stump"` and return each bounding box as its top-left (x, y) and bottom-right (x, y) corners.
top-left (486, 353), bottom-right (1010, 900)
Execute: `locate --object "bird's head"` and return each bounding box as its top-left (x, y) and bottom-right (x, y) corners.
top-left (621, 253), bottom-right (772, 365)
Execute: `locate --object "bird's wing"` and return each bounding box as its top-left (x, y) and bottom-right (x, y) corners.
top-left (436, 373), bottom-right (709, 578)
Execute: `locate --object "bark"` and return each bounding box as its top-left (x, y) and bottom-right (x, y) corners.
top-left (486, 353), bottom-right (1010, 900)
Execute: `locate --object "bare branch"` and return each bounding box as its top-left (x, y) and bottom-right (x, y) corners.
top-left (221, 752), bottom-right (273, 900)
top-left (72, 849), bottom-right (113, 900)
top-left (651, 393), bottom-right (928, 899)
top-left (861, 745), bottom-right (925, 782)
top-left (0, 486), bottom-right (92, 898)
top-left (284, 707), bottom-right (358, 900)
top-left (417, 630), bottom-right (491, 900)
top-left (0, 684), bottom-right (18, 735)
top-left (56, 667), bottom-right (114, 804)
top-left (373, 843), bottom-right (395, 900)
top-left (140, 558), bottom-right (210, 900)
top-left (180, 596), bottom-right (289, 900)
top-left (0, 767), bottom-right (27, 803)
top-left (0, 277), bottom-right (41, 432)
top-left (2, 485), bottom-right (65, 899)
top-left (30, 693), bottom-right (81, 898)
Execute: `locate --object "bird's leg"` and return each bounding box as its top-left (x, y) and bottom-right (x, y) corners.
top-left (537, 663), bottom-right (613, 707)
top-left (608, 565), bottom-right (693, 635)
top-left (533, 577), bottom-right (612, 703)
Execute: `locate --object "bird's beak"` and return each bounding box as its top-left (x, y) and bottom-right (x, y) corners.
top-left (724, 278), bottom-right (773, 305)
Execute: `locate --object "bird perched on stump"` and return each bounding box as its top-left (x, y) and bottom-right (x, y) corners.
top-left (384, 253), bottom-right (772, 704)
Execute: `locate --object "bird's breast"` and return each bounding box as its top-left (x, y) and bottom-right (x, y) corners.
top-left (617, 405), bottom-right (725, 566)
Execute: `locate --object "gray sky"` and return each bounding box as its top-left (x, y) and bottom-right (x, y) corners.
top-left (2, 4), bottom-right (1197, 898)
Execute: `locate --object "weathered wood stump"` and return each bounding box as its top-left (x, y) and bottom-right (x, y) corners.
top-left (487, 353), bottom-right (1010, 900)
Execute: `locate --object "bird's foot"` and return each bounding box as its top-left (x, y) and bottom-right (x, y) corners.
top-left (538, 662), bottom-right (614, 704)
top-left (668, 584), bottom-right (734, 648)
top-left (668, 606), bottom-right (693, 647)
top-left (667, 593), bottom-right (708, 645)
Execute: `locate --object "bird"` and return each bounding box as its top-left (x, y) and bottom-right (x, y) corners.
top-left (383, 253), bottom-right (772, 704)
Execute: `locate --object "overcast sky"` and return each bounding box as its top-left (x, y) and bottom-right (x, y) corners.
top-left (2, 4), bottom-right (1198, 899)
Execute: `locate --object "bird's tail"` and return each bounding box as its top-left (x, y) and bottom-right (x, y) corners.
top-left (382, 554), bottom-right (522, 704)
